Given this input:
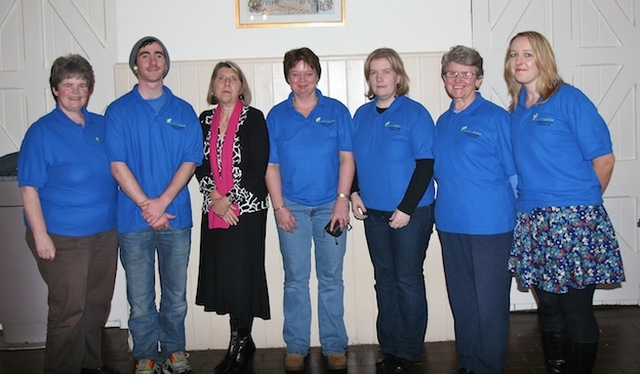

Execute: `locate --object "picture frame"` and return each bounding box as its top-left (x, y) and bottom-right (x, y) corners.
top-left (235, 0), bottom-right (345, 28)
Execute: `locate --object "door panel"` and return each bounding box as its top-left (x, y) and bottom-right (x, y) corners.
top-left (473, 0), bottom-right (640, 307)
top-left (0, 0), bottom-right (125, 326)
top-left (0, 0), bottom-right (117, 154)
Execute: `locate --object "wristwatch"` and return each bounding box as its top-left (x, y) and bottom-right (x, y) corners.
top-left (226, 192), bottom-right (236, 203)
top-left (337, 192), bottom-right (349, 200)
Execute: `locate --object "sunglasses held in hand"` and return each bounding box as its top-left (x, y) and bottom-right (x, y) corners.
top-left (324, 221), bottom-right (352, 237)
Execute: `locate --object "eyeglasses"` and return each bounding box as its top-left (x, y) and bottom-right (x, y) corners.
top-left (443, 71), bottom-right (476, 80)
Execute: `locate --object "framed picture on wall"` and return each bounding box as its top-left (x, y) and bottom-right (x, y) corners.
top-left (235, 0), bottom-right (345, 28)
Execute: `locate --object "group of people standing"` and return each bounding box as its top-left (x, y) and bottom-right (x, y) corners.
top-left (16, 30), bottom-right (624, 374)
top-left (433, 32), bottom-right (625, 374)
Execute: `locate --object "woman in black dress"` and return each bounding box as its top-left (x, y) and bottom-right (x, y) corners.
top-left (195, 60), bottom-right (270, 374)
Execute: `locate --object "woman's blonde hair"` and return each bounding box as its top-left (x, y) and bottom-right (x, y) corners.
top-left (206, 60), bottom-right (252, 105)
top-left (504, 31), bottom-right (563, 112)
top-left (364, 48), bottom-right (410, 100)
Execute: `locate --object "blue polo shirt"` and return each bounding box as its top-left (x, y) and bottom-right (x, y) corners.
top-left (105, 85), bottom-right (203, 233)
top-left (18, 106), bottom-right (117, 236)
top-left (266, 89), bottom-right (353, 206)
top-left (352, 95), bottom-right (435, 211)
top-left (433, 93), bottom-right (516, 234)
top-left (511, 84), bottom-right (612, 212)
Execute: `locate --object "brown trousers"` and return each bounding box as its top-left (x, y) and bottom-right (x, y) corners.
top-left (26, 228), bottom-right (118, 374)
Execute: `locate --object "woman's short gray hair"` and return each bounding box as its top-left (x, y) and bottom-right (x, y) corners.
top-left (440, 45), bottom-right (484, 78)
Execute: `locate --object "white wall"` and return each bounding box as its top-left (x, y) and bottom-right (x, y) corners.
top-left (115, 0), bottom-right (472, 61)
top-left (3, 0), bottom-right (636, 352)
top-left (111, 0), bottom-right (472, 349)
top-left (113, 51), bottom-right (454, 349)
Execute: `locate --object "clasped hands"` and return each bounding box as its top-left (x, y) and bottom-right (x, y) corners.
top-left (140, 197), bottom-right (174, 230)
top-left (211, 195), bottom-right (239, 226)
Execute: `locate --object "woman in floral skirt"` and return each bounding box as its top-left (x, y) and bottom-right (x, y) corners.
top-left (504, 30), bottom-right (625, 374)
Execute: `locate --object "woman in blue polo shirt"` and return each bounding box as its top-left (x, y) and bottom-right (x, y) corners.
top-left (265, 47), bottom-right (354, 372)
top-left (505, 31), bottom-right (625, 373)
top-left (433, 45), bottom-right (516, 374)
top-left (350, 48), bottom-right (435, 373)
top-left (18, 55), bottom-right (119, 374)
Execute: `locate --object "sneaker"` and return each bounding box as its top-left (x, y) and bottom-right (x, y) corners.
top-left (327, 353), bottom-right (347, 371)
top-left (162, 351), bottom-right (193, 374)
top-left (135, 359), bottom-right (161, 374)
top-left (284, 353), bottom-right (305, 371)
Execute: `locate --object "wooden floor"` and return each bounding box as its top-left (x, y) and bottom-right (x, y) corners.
top-left (1, 306), bottom-right (639, 373)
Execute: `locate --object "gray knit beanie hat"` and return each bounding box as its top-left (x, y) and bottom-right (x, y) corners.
top-left (129, 36), bottom-right (170, 77)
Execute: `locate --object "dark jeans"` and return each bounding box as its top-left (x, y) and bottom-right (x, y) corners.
top-left (439, 231), bottom-right (513, 374)
top-left (535, 285), bottom-right (599, 342)
top-left (363, 204), bottom-right (434, 362)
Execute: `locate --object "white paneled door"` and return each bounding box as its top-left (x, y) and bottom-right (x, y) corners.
top-left (472, 0), bottom-right (640, 308)
top-left (0, 0), bottom-right (117, 154)
top-left (0, 0), bottom-right (126, 326)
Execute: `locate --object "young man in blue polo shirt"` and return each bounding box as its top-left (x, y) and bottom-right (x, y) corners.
top-left (105, 36), bottom-right (203, 374)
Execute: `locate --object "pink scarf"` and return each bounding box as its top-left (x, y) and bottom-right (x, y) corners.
top-left (208, 100), bottom-right (243, 229)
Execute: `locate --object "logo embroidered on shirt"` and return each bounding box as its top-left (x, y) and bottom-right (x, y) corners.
top-left (384, 121), bottom-right (401, 130)
top-left (532, 113), bottom-right (554, 125)
top-left (167, 118), bottom-right (186, 128)
top-left (315, 117), bottom-right (336, 124)
top-left (460, 125), bottom-right (481, 137)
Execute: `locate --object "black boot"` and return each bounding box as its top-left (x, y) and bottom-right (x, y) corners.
top-left (216, 319), bottom-right (240, 374)
top-left (540, 330), bottom-right (567, 374)
top-left (565, 339), bottom-right (598, 374)
top-left (223, 327), bottom-right (256, 374)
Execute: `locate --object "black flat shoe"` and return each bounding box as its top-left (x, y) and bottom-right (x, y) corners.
top-left (391, 358), bottom-right (413, 373)
top-left (452, 368), bottom-right (474, 374)
top-left (81, 366), bottom-right (120, 374)
top-left (375, 353), bottom-right (395, 370)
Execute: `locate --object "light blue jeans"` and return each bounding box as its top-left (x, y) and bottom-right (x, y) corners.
top-left (277, 198), bottom-right (348, 356)
top-left (119, 226), bottom-right (191, 361)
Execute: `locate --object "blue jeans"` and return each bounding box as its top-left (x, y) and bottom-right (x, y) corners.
top-left (277, 198), bottom-right (348, 356)
top-left (119, 227), bottom-right (191, 361)
top-left (439, 231), bottom-right (513, 374)
top-left (363, 204), bottom-right (434, 362)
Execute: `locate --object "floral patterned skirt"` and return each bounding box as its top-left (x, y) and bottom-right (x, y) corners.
top-left (508, 204), bottom-right (625, 294)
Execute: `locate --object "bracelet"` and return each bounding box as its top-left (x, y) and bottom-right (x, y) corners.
top-left (225, 191), bottom-right (236, 204)
top-left (273, 205), bottom-right (285, 211)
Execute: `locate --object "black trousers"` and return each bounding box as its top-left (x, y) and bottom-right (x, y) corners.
top-left (534, 285), bottom-right (599, 342)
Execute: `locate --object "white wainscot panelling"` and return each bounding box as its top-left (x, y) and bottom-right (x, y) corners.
top-left (115, 52), bottom-right (454, 349)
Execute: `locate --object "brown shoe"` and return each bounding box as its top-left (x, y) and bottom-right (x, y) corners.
top-left (284, 353), bottom-right (305, 371)
top-left (327, 353), bottom-right (347, 371)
